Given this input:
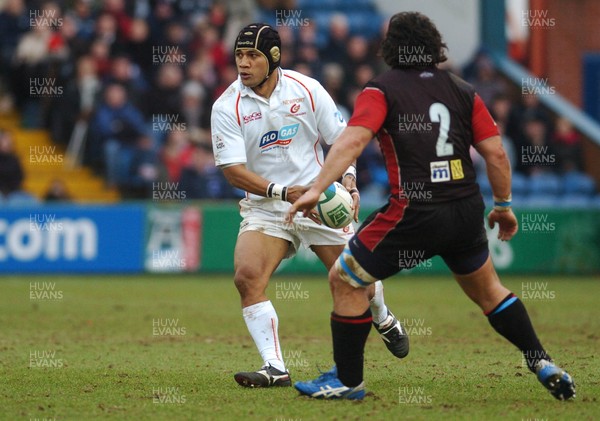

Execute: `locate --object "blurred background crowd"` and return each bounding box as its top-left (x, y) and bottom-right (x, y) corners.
top-left (0, 0), bottom-right (594, 206)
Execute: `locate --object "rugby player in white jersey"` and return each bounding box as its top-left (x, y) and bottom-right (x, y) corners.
top-left (211, 23), bottom-right (409, 388)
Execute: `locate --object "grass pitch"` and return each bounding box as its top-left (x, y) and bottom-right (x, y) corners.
top-left (1, 274), bottom-right (598, 420)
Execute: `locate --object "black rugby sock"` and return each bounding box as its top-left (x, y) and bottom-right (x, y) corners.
top-left (330, 309), bottom-right (372, 387)
top-left (486, 293), bottom-right (550, 372)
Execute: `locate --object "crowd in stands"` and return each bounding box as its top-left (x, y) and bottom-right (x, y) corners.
top-left (0, 0), bottom-right (595, 206)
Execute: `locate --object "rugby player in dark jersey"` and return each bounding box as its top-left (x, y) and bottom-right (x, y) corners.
top-left (287, 11), bottom-right (575, 401)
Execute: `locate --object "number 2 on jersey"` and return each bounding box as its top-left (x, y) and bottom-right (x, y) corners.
top-left (429, 102), bottom-right (453, 157)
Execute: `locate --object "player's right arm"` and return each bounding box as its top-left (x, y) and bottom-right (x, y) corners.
top-left (221, 164), bottom-right (308, 202)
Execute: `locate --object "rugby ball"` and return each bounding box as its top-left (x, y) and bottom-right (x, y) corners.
top-left (317, 182), bottom-right (354, 229)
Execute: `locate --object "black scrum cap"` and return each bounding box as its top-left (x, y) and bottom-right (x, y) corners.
top-left (234, 23), bottom-right (281, 77)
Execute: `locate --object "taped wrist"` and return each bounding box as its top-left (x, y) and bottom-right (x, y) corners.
top-left (266, 182), bottom-right (288, 201)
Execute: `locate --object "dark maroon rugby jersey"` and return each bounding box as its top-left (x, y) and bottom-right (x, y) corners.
top-left (348, 67), bottom-right (499, 204)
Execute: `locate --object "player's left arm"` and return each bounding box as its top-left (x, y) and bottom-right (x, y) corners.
top-left (288, 85), bottom-right (387, 221)
top-left (312, 83), bottom-right (360, 220)
top-left (471, 93), bottom-right (517, 241)
top-left (287, 125), bottom-right (374, 219)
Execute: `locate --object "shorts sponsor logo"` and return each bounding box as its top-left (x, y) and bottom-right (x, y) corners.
top-left (259, 123), bottom-right (299, 151)
top-left (430, 161), bottom-right (450, 182)
top-left (450, 159), bottom-right (464, 180)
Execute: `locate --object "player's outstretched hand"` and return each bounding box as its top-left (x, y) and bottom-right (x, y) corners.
top-left (286, 185), bottom-right (309, 204)
top-left (487, 209), bottom-right (518, 241)
top-left (286, 188), bottom-right (321, 223)
top-left (342, 177), bottom-right (360, 222)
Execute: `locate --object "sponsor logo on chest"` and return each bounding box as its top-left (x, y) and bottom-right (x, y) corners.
top-left (259, 123), bottom-right (299, 151)
top-left (243, 111), bottom-right (262, 124)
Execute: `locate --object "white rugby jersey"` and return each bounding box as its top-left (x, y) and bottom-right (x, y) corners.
top-left (211, 68), bottom-right (346, 204)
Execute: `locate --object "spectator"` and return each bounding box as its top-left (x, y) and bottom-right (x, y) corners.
top-left (517, 115), bottom-right (556, 175)
top-left (12, 22), bottom-right (53, 127)
top-left (89, 39), bottom-right (112, 78)
top-left (322, 62), bottom-right (347, 110)
top-left (180, 80), bottom-right (206, 131)
top-left (103, 54), bottom-right (147, 106)
top-left (123, 18), bottom-right (153, 78)
top-left (469, 55), bottom-right (507, 106)
top-left (160, 129), bottom-right (194, 183)
top-left (51, 55), bottom-right (101, 145)
top-left (128, 135), bottom-right (162, 197)
top-left (553, 117), bottom-right (583, 171)
top-left (0, 0), bottom-right (29, 82)
top-left (178, 143), bottom-right (237, 199)
top-left (142, 64), bottom-right (184, 135)
top-left (67, 0), bottom-right (96, 41)
top-left (44, 178), bottom-right (72, 201)
top-left (0, 130), bottom-right (37, 204)
top-left (94, 13), bottom-right (118, 49)
top-left (322, 13), bottom-right (350, 67)
top-left (89, 83), bottom-right (148, 186)
top-left (193, 24), bottom-right (228, 73)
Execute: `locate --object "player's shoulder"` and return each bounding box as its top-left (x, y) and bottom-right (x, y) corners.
top-left (212, 79), bottom-right (241, 113)
top-left (438, 69), bottom-right (473, 91)
top-left (281, 69), bottom-right (322, 91)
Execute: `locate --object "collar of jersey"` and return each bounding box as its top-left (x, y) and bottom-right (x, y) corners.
top-left (238, 68), bottom-right (283, 100)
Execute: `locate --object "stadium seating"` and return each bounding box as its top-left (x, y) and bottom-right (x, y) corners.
top-left (0, 112), bottom-right (119, 203)
top-left (562, 171), bottom-right (596, 195)
top-left (528, 172), bottom-right (562, 195)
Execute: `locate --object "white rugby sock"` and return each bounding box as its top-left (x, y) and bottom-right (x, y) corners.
top-left (242, 300), bottom-right (286, 372)
top-left (369, 281), bottom-right (390, 325)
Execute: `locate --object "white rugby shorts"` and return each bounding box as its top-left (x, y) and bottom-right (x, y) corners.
top-left (238, 198), bottom-right (354, 258)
